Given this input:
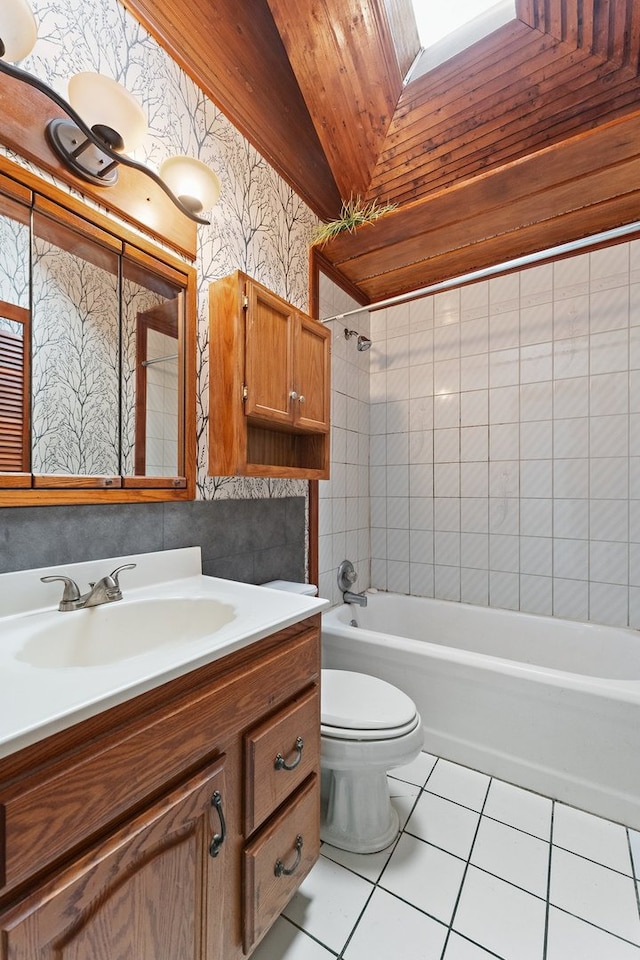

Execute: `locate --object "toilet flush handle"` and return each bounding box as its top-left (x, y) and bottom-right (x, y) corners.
top-left (274, 736), bottom-right (304, 771)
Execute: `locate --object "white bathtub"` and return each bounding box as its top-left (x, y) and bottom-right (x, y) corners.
top-left (321, 593), bottom-right (640, 829)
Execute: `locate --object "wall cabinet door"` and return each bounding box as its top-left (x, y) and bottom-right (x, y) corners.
top-left (244, 281), bottom-right (295, 427)
top-left (244, 280), bottom-right (329, 435)
top-left (0, 758), bottom-right (227, 960)
top-left (291, 313), bottom-right (330, 433)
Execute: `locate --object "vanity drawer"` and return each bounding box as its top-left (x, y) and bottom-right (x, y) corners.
top-left (243, 774), bottom-right (319, 953)
top-left (244, 684), bottom-right (319, 834)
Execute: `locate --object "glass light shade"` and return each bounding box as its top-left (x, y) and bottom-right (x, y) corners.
top-left (159, 156), bottom-right (221, 212)
top-left (0, 0), bottom-right (38, 61)
top-left (67, 72), bottom-right (147, 152)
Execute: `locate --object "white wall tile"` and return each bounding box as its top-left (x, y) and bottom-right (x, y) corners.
top-left (554, 578), bottom-right (589, 621)
top-left (520, 574), bottom-right (553, 615)
top-left (553, 296), bottom-right (589, 340)
top-left (461, 390), bottom-right (489, 426)
top-left (520, 381), bottom-right (553, 421)
top-left (365, 238), bottom-right (640, 627)
top-left (461, 567), bottom-right (489, 605)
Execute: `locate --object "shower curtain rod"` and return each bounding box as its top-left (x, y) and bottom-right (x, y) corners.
top-left (319, 219), bottom-right (640, 324)
top-left (142, 353), bottom-right (178, 367)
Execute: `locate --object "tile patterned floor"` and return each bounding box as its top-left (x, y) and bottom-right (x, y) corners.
top-left (251, 753), bottom-right (640, 960)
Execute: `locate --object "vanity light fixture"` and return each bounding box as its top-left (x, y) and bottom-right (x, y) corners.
top-left (0, 0), bottom-right (221, 224)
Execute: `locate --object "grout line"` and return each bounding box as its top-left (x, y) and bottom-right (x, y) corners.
top-left (438, 772), bottom-right (492, 959)
top-left (542, 799), bottom-right (555, 960)
top-left (626, 827), bottom-right (640, 924)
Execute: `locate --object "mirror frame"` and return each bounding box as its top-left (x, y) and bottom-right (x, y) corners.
top-left (0, 154), bottom-right (197, 507)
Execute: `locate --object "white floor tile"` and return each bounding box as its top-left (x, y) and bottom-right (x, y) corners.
top-left (483, 778), bottom-right (552, 840)
top-left (470, 817), bottom-right (550, 897)
top-left (546, 907), bottom-right (640, 960)
top-left (443, 932), bottom-right (503, 959)
top-left (405, 791), bottom-right (480, 860)
top-left (249, 917), bottom-right (337, 960)
top-left (425, 759), bottom-right (490, 812)
top-left (380, 832), bottom-right (466, 924)
top-left (388, 779), bottom-right (422, 830)
top-left (549, 847), bottom-right (640, 944)
top-left (630, 830), bottom-right (640, 877)
top-left (390, 750), bottom-right (438, 787)
top-left (282, 854), bottom-right (373, 954)
top-left (342, 887), bottom-right (447, 960)
top-left (319, 842), bottom-right (396, 884)
top-left (553, 802), bottom-right (633, 874)
top-left (453, 865), bottom-right (546, 960)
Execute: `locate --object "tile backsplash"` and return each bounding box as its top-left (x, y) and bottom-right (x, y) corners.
top-left (370, 238), bottom-right (640, 628)
top-left (0, 498), bottom-right (305, 584)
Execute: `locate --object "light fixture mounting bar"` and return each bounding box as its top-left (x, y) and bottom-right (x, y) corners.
top-left (0, 55), bottom-right (210, 224)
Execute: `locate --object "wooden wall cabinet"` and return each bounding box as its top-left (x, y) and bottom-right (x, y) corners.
top-left (209, 271), bottom-right (331, 479)
top-left (0, 616), bottom-right (321, 960)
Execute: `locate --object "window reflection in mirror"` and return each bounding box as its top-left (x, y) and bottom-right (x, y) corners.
top-left (0, 195), bottom-right (30, 473)
top-left (31, 212), bottom-right (120, 476)
top-left (121, 257), bottom-right (183, 478)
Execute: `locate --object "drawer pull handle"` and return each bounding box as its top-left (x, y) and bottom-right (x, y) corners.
top-left (274, 835), bottom-right (303, 877)
top-left (209, 790), bottom-right (226, 858)
top-left (275, 736), bottom-right (304, 771)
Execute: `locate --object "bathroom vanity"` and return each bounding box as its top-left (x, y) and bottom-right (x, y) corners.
top-left (0, 549), bottom-right (326, 958)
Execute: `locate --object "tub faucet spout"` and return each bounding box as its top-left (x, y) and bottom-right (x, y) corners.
top-left (344, 590), bottom-right (368, 607)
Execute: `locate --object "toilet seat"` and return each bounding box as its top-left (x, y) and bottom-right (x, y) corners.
top-left (321, 669), bottom-right (419, 741)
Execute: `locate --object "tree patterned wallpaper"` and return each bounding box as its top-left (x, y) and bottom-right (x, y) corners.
top-left (1, 0), bottom-right (318, 500)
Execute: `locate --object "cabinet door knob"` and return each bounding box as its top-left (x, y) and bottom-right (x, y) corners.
top-left (274, 736), bottom-right (304, 771)
top-left (289, 390), bottom-right (299, 401)
top-left (298, 395), bottom-right (305, 404)
top-left (274, 835), bottom-right (303, 877)
top-left (209, 790), bottom-right (226, 857)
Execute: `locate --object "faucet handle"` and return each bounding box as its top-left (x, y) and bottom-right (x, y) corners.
top-left (109, 563), bottom-right (136, 590)
top-left (41, 575), bottom-right (81, 611)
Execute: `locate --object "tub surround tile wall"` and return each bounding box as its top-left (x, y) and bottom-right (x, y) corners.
top-left (0, 498), bottom-right (305, 584)
top-left (318, 274), bottom-right (371, 606)
top-left (370, 240), bottom-right (640, 628)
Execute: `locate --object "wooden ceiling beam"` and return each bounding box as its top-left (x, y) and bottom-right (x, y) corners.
top-left (264, 0), bottom-right (407, 200)
top-left (119, 0), bottom-right (342, 220)
top-left (320, 111), bottom-right (640, 299)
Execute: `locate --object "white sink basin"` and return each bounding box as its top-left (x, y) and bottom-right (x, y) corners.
top-left (0, 546), bottom-right (329, 758)
top-left (15, 597), bottom-right (236, 668)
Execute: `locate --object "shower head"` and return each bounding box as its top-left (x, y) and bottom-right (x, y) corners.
top-left (344, 327), bottom-right (372, 352)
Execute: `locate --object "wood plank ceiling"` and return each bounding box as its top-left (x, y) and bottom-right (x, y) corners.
top-left (122, 0), bottom-right (640, 304)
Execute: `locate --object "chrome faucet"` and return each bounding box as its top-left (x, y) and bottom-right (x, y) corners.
top-left (343, 589), bottom-right (368, 607)
top-left (41, 563), bottom-right (137, 611)
top-left (337, 559), bottom-right (368, 608)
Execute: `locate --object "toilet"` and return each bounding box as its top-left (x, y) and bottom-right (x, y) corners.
top-left (262, 580), bottom-right (424, 854)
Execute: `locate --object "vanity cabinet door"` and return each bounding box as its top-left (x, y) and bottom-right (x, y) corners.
top-left (0, 758), bottom-right (227, 960)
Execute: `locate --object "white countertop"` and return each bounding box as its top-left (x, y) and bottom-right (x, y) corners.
top-left (0, 548), bottom-right (328, 758)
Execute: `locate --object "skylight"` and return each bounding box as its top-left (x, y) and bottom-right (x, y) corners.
top-left (407, 0), bottom-right (516, 81)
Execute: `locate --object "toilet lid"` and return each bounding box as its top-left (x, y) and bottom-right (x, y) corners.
top-left (321, 669), bottom-right (418, 734)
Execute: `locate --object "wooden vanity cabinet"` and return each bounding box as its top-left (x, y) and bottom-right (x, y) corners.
top-left (0, 615), bottom-right (322, 960)
top-left (209, 271), bottom-right (330, 480)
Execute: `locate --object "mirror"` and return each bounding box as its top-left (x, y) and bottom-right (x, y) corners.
top-left (0, 157), bottom-right (195, 504)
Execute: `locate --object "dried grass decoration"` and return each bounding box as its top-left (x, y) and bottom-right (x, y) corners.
top-left (310, 195), bottom-right (397, 246)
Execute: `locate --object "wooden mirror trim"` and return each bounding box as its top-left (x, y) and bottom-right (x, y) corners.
top-left (0, 155), bottom-right (197, 507)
